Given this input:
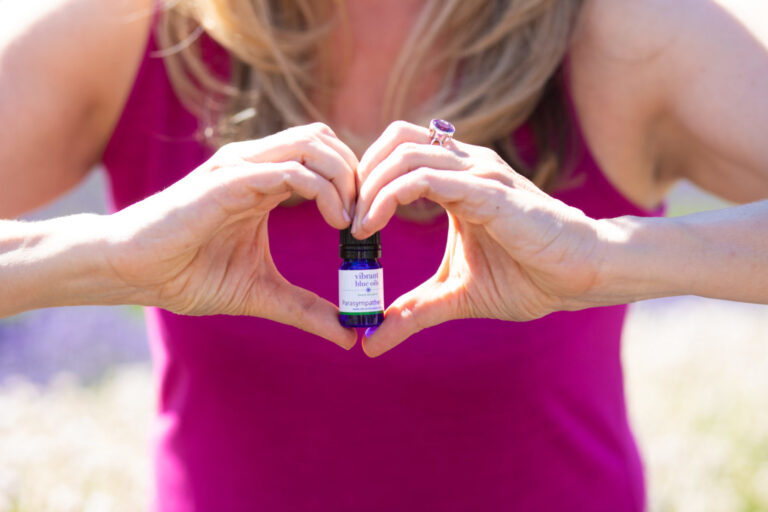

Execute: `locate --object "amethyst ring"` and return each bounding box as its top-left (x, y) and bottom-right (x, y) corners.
top-left (428, 118), bottom-right (456, 147)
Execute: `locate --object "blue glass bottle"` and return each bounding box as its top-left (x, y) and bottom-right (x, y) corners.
top-left (338, 228), bottom-right (384, 328)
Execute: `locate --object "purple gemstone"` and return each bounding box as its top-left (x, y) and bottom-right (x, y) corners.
top-left (430, 118), bottom-right (455, 135)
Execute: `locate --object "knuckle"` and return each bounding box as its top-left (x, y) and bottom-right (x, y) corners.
top-left (291, 290), bottom-right (320, 322)
top-left (409, 166), bottom-right (434, 184)
top-left (492, 153), bottom-right (509, 167)
top-left (216, 141), bottom-right (241, 160)
top-left (386, 120), bottom-right (411, 136)
top-left (479, 146), bottom-right (500, 160)
top-left (293, 137), bottom-right (315, 157)
top-left (473, 168), bottom-right (504, 181)
top-left (282, 160), bottom-right (305, 177)
top-left (487, 183), bottom-right (508, 202)
top-left (393, 142), bottom-right (422, 163)
top-left (307, 121), bottom-right (334, 136)
top-left (402, 305), bottom-right (427, 334)
top-left (470, 145), bottom-right (503, 165)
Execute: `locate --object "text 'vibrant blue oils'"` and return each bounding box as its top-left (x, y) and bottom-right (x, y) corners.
top-left (338, 228), bottom-right (384, 328)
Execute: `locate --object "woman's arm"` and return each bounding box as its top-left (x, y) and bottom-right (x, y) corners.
top-left (652, 0), bottom-right (768, 203)
top-left (0, 215), bottom-right (123, 317)
top-left (0, 0), bottom-right (151, 217)
top-left (571, 0), bottom-right (768, 304)
top-left (349, 0), bottom-right (768, 357)
top-left (351, 122), bottom-right (767, 357)
top-left (570, 0), bottom-right (768, 205)
top-left (589, 201), bottom-right (768, 307)
top-left (1, 123), bottom-right (360, 349)
top-left (0, 0), bottom-right (151, 316)
top-left (0, 3), bottom-right (360, 349)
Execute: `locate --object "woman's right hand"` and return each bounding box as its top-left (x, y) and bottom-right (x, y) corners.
top-left (102, 123), bottom-right (358, 349)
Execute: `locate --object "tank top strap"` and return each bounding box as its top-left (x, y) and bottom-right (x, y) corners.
top-left (101, 9), bottom-right (225, 212)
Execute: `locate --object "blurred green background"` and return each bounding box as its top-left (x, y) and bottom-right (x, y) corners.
top-left (0, 169), bottom-right (766, 512)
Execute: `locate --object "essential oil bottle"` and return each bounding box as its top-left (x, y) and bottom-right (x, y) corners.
top-left (338, 228), bottom-right (384, 328)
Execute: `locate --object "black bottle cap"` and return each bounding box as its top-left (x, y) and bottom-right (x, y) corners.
top-left (340, 227), bottom-right (381, 259)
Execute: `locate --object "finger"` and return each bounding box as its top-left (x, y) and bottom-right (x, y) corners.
top-left (293, 122), bottom-right (359, 174)
top-left (310, 126), bottom-right (360, 217)
top-left (232, 127), bottom-right (357, 218)
top-left (316, 130), bottom-right (360, 178)
top-left (356, 168), bottom-right (508, 239)
top-left (357, 121), bottom-right (430, 186)
top-left (261, 274), bottom-right (357, 350)
top-left (354, 142), bottom-right (469, 234)
top-left (224, 161), bottom-right (350, 229)
top-left (278, 139), bottom-right (357, 220)
top-left (294, 141), bottom-right (356, 220)
top-left (361, 279), bottom-right (460, 358)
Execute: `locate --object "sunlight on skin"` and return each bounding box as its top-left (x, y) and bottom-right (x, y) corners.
top-left (714, 1), bottom-right (768, 42)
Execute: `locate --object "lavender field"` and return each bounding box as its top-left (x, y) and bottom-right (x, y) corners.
top-left (1, 170), bottom-right (766, 511)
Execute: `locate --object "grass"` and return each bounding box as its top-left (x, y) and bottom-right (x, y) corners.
top-left (624, 298), bottom-right (768, 512)
top-left (0, 368), bottom-right (152, 512)
top-left (1, 297), bottom-right (767, 511)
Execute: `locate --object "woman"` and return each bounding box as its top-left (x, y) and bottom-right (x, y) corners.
top-left (1, 0), bottom-right (766, 510)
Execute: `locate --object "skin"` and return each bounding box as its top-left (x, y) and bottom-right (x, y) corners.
top-left (0, 123), bottom-right (360, 349)
top-left (352, 123), bottom-right (768, 356)
top-left (0, 0), bottom-right (767, 358)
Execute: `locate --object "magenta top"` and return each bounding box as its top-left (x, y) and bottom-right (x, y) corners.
top-left (103, 26), bottom-right (660, 512)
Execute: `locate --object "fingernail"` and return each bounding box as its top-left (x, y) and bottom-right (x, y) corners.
top-left (364, 326), bottom-right (378, 338)
top-left (342, 209), bottom-right (351, 224)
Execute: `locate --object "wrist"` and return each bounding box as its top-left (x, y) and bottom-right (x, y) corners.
top-left (586, 215), bottom-right (685, 307)
top-left (0, 214), bottom-right (135, 316)
top-left (599, 203), bottom-right (768, 305)
top-left (55, 213), bottom-right (139, 307)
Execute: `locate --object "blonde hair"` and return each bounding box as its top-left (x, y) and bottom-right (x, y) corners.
top-left (157, 0), bottom-right (583, 190)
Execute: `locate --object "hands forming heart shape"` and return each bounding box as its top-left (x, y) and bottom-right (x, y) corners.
top-left (104, 121), bottom-right (603, 357)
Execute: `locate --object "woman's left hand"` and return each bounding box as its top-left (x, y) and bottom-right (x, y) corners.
top-left (352, 121), bottom-right (605, 357)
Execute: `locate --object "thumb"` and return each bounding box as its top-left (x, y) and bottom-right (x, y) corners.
top-left (261, 275), bottom-right (357, 351)
top-left (362, 279), bottom-right (460, 358)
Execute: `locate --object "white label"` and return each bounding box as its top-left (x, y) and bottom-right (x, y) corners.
top-left (339, 268), bottom-right (384, 314)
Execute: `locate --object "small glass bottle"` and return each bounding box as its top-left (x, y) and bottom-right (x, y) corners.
top-left (338, 227), bottom-right (384, 328)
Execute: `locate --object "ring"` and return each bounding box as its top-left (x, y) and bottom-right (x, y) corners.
top-left (428, 119), bottom-right (456, 147)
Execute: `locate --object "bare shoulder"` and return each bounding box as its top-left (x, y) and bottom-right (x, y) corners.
top-left (564, 0), bottom-right (682, 209)
top-left (0, 0), bottom-right (153, 216)
top-left (573, 0), bottom-right (682, 59)
top-left (1, 0), bottom-right (153, 114)
top-left (566, 0), bottom-right (768, 207)
top-left (567, 0), bottom-right (698, 126)
top-left (574, 0), bottom-right (767, 69)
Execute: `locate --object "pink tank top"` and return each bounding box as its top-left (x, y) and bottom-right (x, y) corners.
top-left (103, 26), bottom-right (661, 512)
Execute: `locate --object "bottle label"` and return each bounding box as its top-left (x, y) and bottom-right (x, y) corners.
top-left (339, 269), bottom-right (384, 314)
